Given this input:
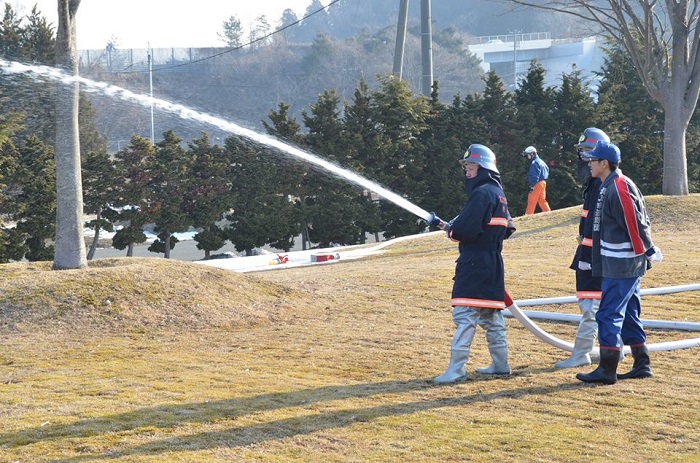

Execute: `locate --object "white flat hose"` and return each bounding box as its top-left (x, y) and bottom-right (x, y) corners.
top-left (515, 283), bottom-right (700, 307)
top-left (505, 287), bottom-right (700, 354)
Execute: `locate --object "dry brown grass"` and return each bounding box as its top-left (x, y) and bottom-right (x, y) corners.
top-left (1, 194), bottom-right (699, 462)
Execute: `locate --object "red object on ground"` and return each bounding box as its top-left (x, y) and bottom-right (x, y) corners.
top-left (311, 253), bottom-right (338, 262)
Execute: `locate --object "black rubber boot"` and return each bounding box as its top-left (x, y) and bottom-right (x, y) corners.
top-left (617, 344), bottom-right (653, 379)
top-left (576, 348), bottom-right (620, 385)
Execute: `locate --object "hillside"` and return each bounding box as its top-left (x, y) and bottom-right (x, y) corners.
top-left (0, 194), bottom-right (699, 462)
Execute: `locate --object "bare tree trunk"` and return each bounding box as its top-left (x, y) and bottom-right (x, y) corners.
top-left (164, 232), bottom-right (171, 259)
top-left (86, 207), bottom-right (102, 260)
top-left (127, 243), bottom-right (134, 257)
top-left (53, 0), bottom-right (86, 270)
top-left (662, 107), bottom-right (690, 195)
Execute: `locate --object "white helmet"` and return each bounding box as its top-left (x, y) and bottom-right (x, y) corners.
top-left (521, 146), bottom-right (537, 157)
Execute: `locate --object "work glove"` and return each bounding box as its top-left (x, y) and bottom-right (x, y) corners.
top-left (505, 217), bottom-right (516, 239)
top-left (645, 245), bottom-right (663, 262)
top-left (577, 261), bottom-right (592, 271)
top-left (426, 211), bottom-right (449, 231)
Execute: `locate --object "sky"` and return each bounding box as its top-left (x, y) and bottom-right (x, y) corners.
top-left (10, 0), bottom-right (328, 49)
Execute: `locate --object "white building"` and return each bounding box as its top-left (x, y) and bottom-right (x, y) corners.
top-left (468, 32), bottom-right (606, 90)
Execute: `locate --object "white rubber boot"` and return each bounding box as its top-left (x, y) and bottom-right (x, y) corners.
top-left (477, 344), bottom-right (511, 375)
top-left (434, 317), bottom-right (476, 384)
top-left (556, 300), bottom-right (597, 368)
top-left (433, 348), bottom-right (470, 384)
top-left (555, 336), bottom-right (594, 368)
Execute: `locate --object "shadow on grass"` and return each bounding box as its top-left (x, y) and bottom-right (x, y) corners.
top-left (1, 378), bottom-right (582, 461)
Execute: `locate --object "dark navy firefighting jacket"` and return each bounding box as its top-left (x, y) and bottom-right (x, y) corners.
top-left (569, 176), bottom-right (603, 298)
top-left (448, 169), bottom-right (514, 309)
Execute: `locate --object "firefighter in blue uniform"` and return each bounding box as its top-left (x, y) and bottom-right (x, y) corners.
top-left (576, 140), bottom-right (662, 385)
top-left (428, 144), bottom-right (515, 384)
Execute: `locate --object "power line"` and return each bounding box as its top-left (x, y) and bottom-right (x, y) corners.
top-left (114, 0), bottom-right (343, 75)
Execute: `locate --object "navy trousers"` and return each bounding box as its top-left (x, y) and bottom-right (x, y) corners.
top-left (596, 276), bottom-right (646, 349)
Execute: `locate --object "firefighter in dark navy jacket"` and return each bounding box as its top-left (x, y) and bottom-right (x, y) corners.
top-left (555, 127), bottom-right (610, 369)
top-left (576, 140), bottom-right (662, 385)
top-left (428, 144), bottom-right (515, 384)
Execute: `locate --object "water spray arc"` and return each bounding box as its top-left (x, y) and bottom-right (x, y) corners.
top-left (0, 59), bottom-right (433, 225)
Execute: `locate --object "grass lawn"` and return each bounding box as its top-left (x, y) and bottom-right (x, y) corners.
top-left (1, 195), bottom-right (699, 462)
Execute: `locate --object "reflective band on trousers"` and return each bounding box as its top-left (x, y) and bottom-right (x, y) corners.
top-left (451, 297), bottom-right (506, 309)
top-left (487, 217), bottom-right (509, 227)
top-left (576, 290), bottom-right (602, 299)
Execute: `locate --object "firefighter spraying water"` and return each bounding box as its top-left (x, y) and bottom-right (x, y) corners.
top-left (427, 144), bottom-right (516, 383)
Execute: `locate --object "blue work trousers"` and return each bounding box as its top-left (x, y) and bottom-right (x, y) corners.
top-left (596, 276), bottom-right (646, 349)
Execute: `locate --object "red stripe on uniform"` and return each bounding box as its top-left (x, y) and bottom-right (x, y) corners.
top-left (614, 176), bottom-right (645, 254)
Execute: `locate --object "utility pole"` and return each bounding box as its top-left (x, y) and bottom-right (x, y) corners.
top-left (392, 0), bottom-right (433, 97)
top-left (511, 30), bottom-right (521, 89)
top-left (148, 44), bottom-right (155, 145)
top-left (420, 0), bottom-right (433, 96)
top-left (393, 0), bottom-right (409, 79)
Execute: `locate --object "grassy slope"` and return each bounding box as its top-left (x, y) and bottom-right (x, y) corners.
top-left (0, 194), bottom-right (699, 462)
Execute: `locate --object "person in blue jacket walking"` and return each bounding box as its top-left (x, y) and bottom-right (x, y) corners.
top-left (428, 144), bottom-right (515, 384)
top-left (521, 146), bottom-right (551, 215)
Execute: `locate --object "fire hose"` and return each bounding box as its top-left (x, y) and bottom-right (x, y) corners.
top-left (504, 287), bottom-right (700, 355)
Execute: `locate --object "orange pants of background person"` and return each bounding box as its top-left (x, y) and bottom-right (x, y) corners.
top-left (525, 180), bottom-right (551, 215)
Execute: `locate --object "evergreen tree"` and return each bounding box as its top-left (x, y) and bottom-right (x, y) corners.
top-left (148, 130), bottom-right (193, 258)
top-left (290, 0), bottom-right (330, 42)
top-left (343, 78), bottom-right (383, 243)
top-left (549, 68), bottom-right (597, 209)
top-left (219, 15), bottom-right (243, 48)
top-left (185, 132), bottom-right (231, 259)
top-left (0, 138), bottom-right (26, 262)
top-left (509, 61), bottom-right (557, 213)
top-left (419, 89), bottom-right (482, 223)
top-left (79, 94), bottom-right (116, 260)
top-left (8, 136), bottom-right (56, 261)
top-left (0, 3), bottom-right (56, 144)
top-left (479, 71), bottom-right (521, 214)
top-left (0, 4), bottom-right (24, 59)
top-left (595, 46), bottom-right (664, 194)
top-left (111, 135), bottom-right (155, 256)
top-left (223, 136), bottom-right (299, 255)
top-left (21, 5), bottom-right (55, 63)
top-left (263, 102), bottom-right (311, 248)
top-left (367, 75), bottom-right (430, 239)
top-left (301, 89), bottom-right (365, 246)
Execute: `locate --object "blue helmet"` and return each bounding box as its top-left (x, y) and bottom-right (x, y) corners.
top-left (590, 140), bottom-right (621, 164)
top-left (576, 127), bottom-right (610, 160)
top-left (459, 144), bottom-right (499, 174)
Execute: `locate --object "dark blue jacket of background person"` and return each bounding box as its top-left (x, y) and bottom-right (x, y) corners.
top-left (569, 176), bottom-right (603, 296)
top-left (448, 168), bottom-right (514, 310)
